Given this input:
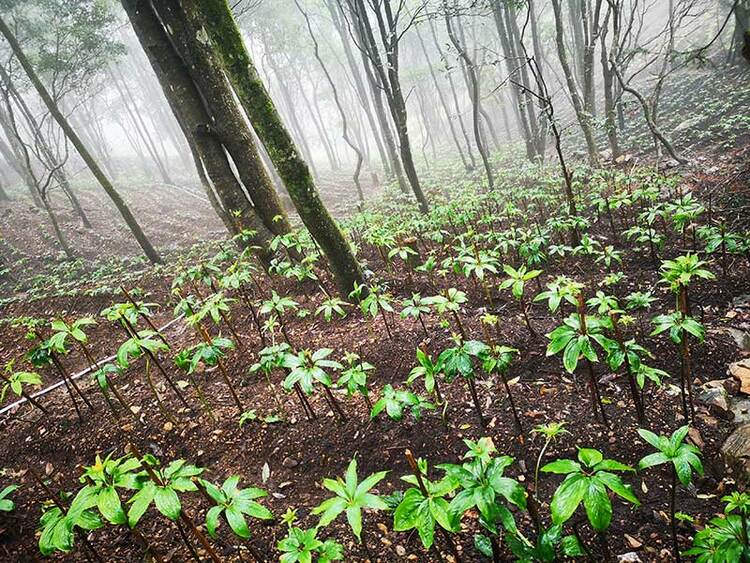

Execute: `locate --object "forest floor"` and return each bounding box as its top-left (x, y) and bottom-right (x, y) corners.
top-left (0, 138), bottom-right (748, 562)
top-left (1, 65), bottom-right (750, 562)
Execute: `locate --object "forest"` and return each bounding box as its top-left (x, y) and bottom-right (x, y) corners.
top-left (0, 0), bottom-right (749, 561)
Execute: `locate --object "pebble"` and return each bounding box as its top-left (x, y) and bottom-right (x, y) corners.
top-left (395, 546), bottom-right (406, 556)
top-left (282, 456), bottom-right (298, 468)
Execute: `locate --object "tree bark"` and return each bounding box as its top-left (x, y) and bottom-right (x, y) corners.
top-left (121, 0), bottom-right (275, 260)
top-left (186, 0), bottom-right (365, 296)
top-left (444, 3), bottom-right (494, 189)
top-left (153, 0), bottom-right (293, 239)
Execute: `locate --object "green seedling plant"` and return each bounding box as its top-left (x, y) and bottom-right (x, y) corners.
top-left (370, 384), bottom-right (434, 422)
top-left (260, 291), bottom-right (299, 345)
top-left (541, 447), bottom-right (639, 558)
top-left (0, 364), bottom-right (46, 414)
top-left (439, 438), bottom-right (526, 561)
top-left (698, 223), bottom-right (742, 277)
top-left (534, 275), bottom-right (583, 316)
top-left (638, 426), bottom-right (703, 561)
top-left (191, 291), bottom-right (243, 347)
top-left (545, 298), bottom-right (615, 426)
top-left (407, 345), bottom-right (444, 405)
top-left (651, 309), bottom-right (705, 423)
top-left (48, 316), bottom-right (133, 416)
top-left (312, 457), bottom-right (388, 545)
top-left (315, 297), bottom-right (349, 323)
top-left (198, 475), bottom-right (273, 540)
top-left (586, 291), bottom-right (620, 315)
top-left (184, 336), bottom-right (243, 413)
top-left (282, 348), bottom-right (344, 421)
top-left (438, 338), bottom-right (490, 426)
top-left (90, 363), bottom-right (134, 420)
top-left (531, 422), bottom-right (570, 499)
top-left (337, 352), bottom-right (374, 412)
top-left (38, 483), bottom-right (104, 557)
top-left (126, 447), bottom-right (221, 562)
top-left (500, 264), bottom-right (542, 336)
top-left (400, 293), bottom-right (432, 336)
top-left (357, 283), bottom-right (395, 339)
top-left (0, 484), bottom-right (18, 513)
top-left (118, 329), bottom-right (183, 422)
top-left (127, 456), bottom-right (204, 528)
top-left (685, 491), bottom-right (750, 562)
top-left (504, 523), bottom-right (586, 562)
top-left (393, 451), bottom-right (460, 558)
top-left (278, 526), bottom-right (344, 563)
top-left (607, 313), bottom-right (649, 423)
top-left (248, 343), bottom-right (291, 416)
top-left (481, 345), bottom-right (522, 431)
top-left (425, 288), bottom-right (468, 340)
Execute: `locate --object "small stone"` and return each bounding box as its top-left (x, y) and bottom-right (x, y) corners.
top-left (282, 456), bottom-right (298, 468)
top-left (722, 424), bottom-right (750, 478)
top-left (380, 537), bottom-right (392, 546)
top-left (698, 382), bottom-right (729, 412)
top-left (617, 552), bottom-right (642, 562)
top-left (163, 422), bottom-right (174, 432)
top-left (395, 546), bottom-right (406, 556)
top-left (624, 534), bottom-right (643, 549)
top-left (729, 359), bottom-right (750, 394)
top-left (688, 427), bottom-right (704, 449)
top-left (377, 523), bottom-right (388, 535)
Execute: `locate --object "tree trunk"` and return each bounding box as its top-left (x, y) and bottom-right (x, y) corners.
top-left (551, 0), bottom-right (600, 165)
top-left (186, 0), bottom-right (365, 296)
top-left (444, 3), bottom-right (494, 189)
top-left (415, 23), bottom-right (469, 170)
top-left (0, 65), bottom-right (92, 227)
top-left (0, 14), bottom-right (162, 264)
top-left (348, 0), bottom-right (428, 212)
top-left (121, 0), bottom-right (275, 260)
top-left (295, 0), bottom-right (364, 203)
top-left (325, 0), bottom-right (391, 178)
top-left (153, 0), bottom-right (293, 239)
top-left (428, 17), bottom-right (477, 170)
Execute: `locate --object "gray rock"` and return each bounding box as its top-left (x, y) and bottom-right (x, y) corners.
top-left (733, 294), bottom-right (750, 309)
top-left (731, 397), bottom-right (750, 425)
top-left (617, 553), bottom-right (642, 562)
top-left (698, 381), bottom-right (729, 412)
top-left (724, 327), bottom-right (750, 353)
top-left (722, 424), bottom-right (750, 479)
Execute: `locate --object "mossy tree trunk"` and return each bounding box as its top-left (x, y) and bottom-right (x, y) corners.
top-left (121, 0), bottom-right (274, 261)
top-left (184, 0), bottom-right (365, 295)
top-left (153, 0), bottom-right (293, 239)
top-left (0, 14), bottom-right (162, 264)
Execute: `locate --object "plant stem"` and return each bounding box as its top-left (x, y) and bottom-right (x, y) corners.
top-left (0, 370), bottom-right (48, 415)
top-left (670, 464), bottom-right (681, 562)
top-left (404, 449), bottom-right (462, 563)
top-left (129, 444), bottom-right (222, 563)
top-left (499, 370), bottom-right (523, 433)
top-left (466, 377), bottom-right (485, 427)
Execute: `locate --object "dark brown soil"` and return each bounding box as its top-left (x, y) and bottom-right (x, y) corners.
top-left (1, 154), bottom-right (750, 563)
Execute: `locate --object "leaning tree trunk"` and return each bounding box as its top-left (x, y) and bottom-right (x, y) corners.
top-left (153, 0), bottom-right (293, 239)
top-left (0, 15), bottom-right (162, 264)
top-left (121, 0), bottom-right (275, 261)
top-left (185, 0), bottom-right (365, 296)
